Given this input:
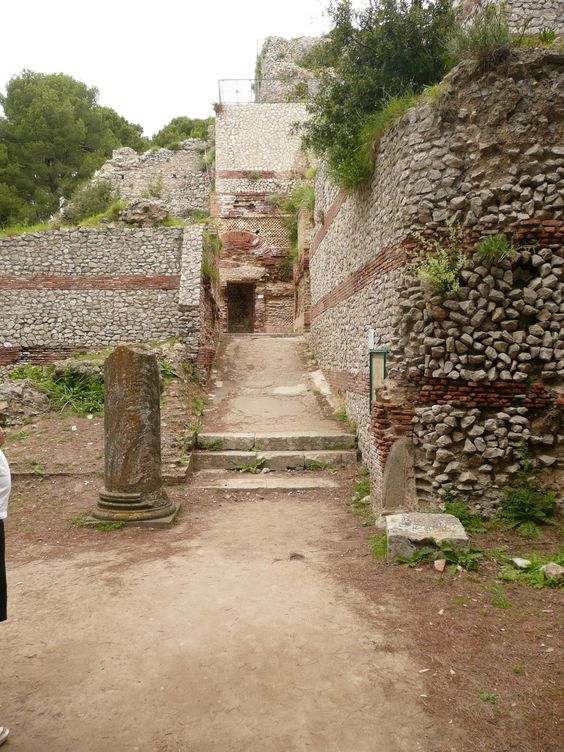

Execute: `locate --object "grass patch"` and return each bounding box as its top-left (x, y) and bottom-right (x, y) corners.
top-left (499, 552), bottom-right (564, 590)
top-left (486, 583), bottom-right (513, 609)
top-left (0, 221), bottom-right (52, 238)
top-left (349, 467), bottom-right (373, 527)
top-left (328, 92), bottom-right (418, 189)
top-left (369, 533), bottom-right (387, 559)
top-left (396, 541), bottom-right (484, 571)
top-left (196, 438), bottom-right (222, 451)
top-left (9, 363), bottom-right (104, 417)
top-left (449, 3), bottom-right (511, 70)
top-left (158, 358), bottom-right (178, 381)
top-left (7, 431), bottom-right (30, 441)
top-left (477, 689), bottom-right (498, 705)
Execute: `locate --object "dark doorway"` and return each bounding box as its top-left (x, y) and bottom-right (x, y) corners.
top-left (227, 283), bottom-right (254, 333)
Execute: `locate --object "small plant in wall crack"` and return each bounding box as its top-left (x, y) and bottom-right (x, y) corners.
top-left (412, 224), bottom-right (464, 295)
top-left (475, 233), bottom-right (535, 264)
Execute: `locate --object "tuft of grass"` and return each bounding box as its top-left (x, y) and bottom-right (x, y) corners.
top-left (196, 438), bottom-right (222, 451)
top-left (7, 431), bottom-right (30, 441)
top-left (369, 534), bottom-right (387, 559)
top-left (449, 3), bottom-right (511, 70)
top-left (328, 92), bottom-right (418, 189)
top-left (158, 358), bottom-right (178, 381)
top-left (486, 583), bottom-right (513, 609)
top-left (0, 221), bottom-right (52, 238)
top-left (93, 521), bottom-right (126, 532)
top-left (478, 689), bottom-right (498, 705)
top-left (396, 541), bottom-right (484, 571)
top-left (476, 234), bottom-right (514, 264)
top-left (29, 460), bottom-right (45, 478)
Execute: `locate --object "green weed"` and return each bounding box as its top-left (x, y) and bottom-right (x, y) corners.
top-left (158, 358), bottom-right (178, 381)
top-left (7, 431), bottom-right (29, 441)
top-left (443, 489), bottom-right (486, 533)
top-left (196, 438), bottom-right (222, 451)
top-left (486, 583), bottom-right (513, 609)
top-left (449, 3), bottom-right (511, 70)
top-left (231, 458), bottom-right (266, 474)
top-left (499, 552), bottom-right (564, 590)
top-left (478, 689), bottom-right (498, 705)
top-left (413, 224), bottom-right (464, 295)
top-left (369, 534), bottom-right (387, 560)
top-left (499, 443), bottom-right (556, 535)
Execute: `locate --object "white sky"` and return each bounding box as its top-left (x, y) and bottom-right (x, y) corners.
top-left (1, 0), bottom-right (331, 138)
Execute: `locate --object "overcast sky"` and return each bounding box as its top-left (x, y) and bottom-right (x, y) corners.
top-left (1, 0), bottom-right (331, 138)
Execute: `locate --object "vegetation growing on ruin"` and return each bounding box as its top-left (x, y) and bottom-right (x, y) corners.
top-left (449, 2), bottom-right (512, 70)
top-left (499, 443), bottom-right (557, 536)
top-left (62, 180), bottom-right (120, 225)
top-left (300, 0), bottom-right (455, 189)
top-left (412, 224), bottom-right (464, 294)
top-left (9, 364), bottom-right (104, 417)
top-left (282, 182), bottom-right (315, 257)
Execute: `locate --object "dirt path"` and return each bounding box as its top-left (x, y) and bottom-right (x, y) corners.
top-left (203, 335), bottom-right (342, 433)
top-left (2, 488), bottom-right (438, 752)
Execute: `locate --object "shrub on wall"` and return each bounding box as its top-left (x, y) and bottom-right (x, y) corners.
top-left (449, 2), bottom-right (512, 70)
top-left (412, 225), bottom-right (464, 295)
top-left (62, 180), bottom-right (119, 225)
top-left (300, 0), bottom-right (455, 189)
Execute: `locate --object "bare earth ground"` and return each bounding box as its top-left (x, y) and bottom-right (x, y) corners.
top-left (0, 335), bottom-right (562, 751)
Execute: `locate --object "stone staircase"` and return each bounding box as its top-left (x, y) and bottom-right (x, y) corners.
top-left (191, 431), bottom-right (357, 490)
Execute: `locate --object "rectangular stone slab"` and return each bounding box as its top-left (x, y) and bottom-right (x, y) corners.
top-left (254, 432), bottom-right (356, 450)
top-left (386, 512), bottom-right (469, 562)
top-left (193, 451), bottom-right (257, 470)
top-left (197, 433), bottom-right (255, 451)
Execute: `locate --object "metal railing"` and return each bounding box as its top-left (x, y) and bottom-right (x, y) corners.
top-left (217, 78), bottom-right (314, 105)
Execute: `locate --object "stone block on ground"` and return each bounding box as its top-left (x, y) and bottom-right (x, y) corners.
top-left (385, 512), bottom-right (468, 562)
top-left (197, 433), bottom-right (255, 451)
top-left (257, 452), bottom-right (305, 471)
top-left (304, 450), bottom-right (357, 468)
top-left (193, 451), bottom-right (257, 470)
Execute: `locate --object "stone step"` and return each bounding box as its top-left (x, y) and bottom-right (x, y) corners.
top-left (193, 449), bottom-right (357, 472)
top-left (196, 431), bottom-right (356, 452)
top-left (191, 470), bottom-right (341, 492)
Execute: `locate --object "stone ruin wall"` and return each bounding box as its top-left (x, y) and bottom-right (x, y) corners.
top-left (309, 49), bottom-right (563, 516)
top-left (256, 36), bottom-right (321, 104)
top-left (94, 140), bottom-right (211, 218)
top-left (455, 0), bottom-right (564, 35)
top-left (214, 103), bottom-right (311, 333)
top-left (0, 225), bottom-right (218, 378)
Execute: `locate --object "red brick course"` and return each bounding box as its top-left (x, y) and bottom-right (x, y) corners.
top-left (371, 401), bottom-right (415, 471)
top-left (310, 245), bottom-right (407, 320)
top-left (413, 378), bottom-right (553, 409)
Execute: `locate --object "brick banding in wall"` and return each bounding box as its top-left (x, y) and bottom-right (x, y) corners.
top-left (413, 378), bottom-right (553, 409)
top-left (310, 245), bottom-right (407, 319)
top-left (0, 275), bottom-right (180, 291)
top-left (324, 369), bottom-right (369, 397)
top-left (309, 190), bottom-right (348, 260)
top-left (371, 402), bottom-right (415, 471)
top-left (0, 346), bottom-right (91, 367)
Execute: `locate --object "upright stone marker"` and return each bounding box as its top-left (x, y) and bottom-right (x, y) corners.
top-left (91, 345), bottom-right (177, 527)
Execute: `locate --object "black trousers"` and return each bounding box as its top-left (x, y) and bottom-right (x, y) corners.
top-left (0, 520), bottom-right (6, 622)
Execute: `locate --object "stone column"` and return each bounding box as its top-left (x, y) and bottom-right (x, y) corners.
top-left (91, 345), bottom-right (177, 526)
